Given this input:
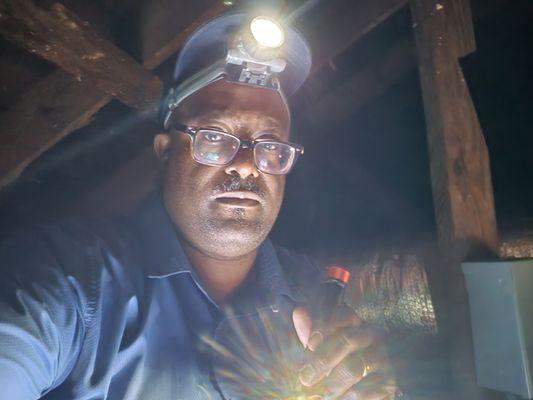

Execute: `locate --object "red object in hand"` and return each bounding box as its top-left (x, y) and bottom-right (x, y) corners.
top-left (326, 265), bottom-right (351, 285)
top-left (315, 265), bottom-right (351, 324)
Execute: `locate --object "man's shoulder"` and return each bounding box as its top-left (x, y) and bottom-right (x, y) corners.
top-left (2, 214), bottom-right (139, 262)
top-left (0, 214), bottom-right (144, 300)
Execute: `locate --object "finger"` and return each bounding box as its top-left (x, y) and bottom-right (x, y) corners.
top-left (299, 327), bottom-right (377, 387)
top-left (308, 308), bottom-right (363, 351)
top-left (314, 325), bottom-right (377, 365)
top-left (293, 306), bottom-right (313, 348)
top-left (321, 348), bottom-right (390, 398)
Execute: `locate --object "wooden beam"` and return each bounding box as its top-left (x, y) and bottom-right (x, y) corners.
top-left (302, 35), bottom-right (416, 128)
top-left (446, 0), bottom-right (476, 57)
top-left (410, 1), bottom-right (500, 399)
top-left (412, 0), bottom-right (498, 264)
top-left (292, 0), bottom-right (410, 114)
top-left (0, 1), bottom-right (232, 190)
top-left (0, 0), bottom-right (162, 109)
top-left (0, 71), bottom-right (110, 189)
top-left (140, 0), bottom-right (230, 70)
top-left (306, 0), bottom-right (409, 73)
top-left (298, 0), bottom-right (506, 129)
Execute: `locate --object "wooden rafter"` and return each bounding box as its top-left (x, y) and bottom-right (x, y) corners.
top-left (302, 35), bottom-right (416, 128)
top-left (298, 0), bottom-right (505, 133)
top-left (410, 0), bottom-right (500, 399)
top-left (0, 1), bottom-right (233, 190)
top-left (140, 0), bottom-right (229, 70)
top-left (0, 71), bottom-right (110, 189)
top-left (292, 0), bottom-right (409, 115)
top-left (307, 0), bottom-right (408, 73)
top-left (0, 0), bottom-right (162, 109)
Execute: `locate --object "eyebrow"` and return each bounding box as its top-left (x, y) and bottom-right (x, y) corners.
top-left (195, 111), bottom-right (284, 132)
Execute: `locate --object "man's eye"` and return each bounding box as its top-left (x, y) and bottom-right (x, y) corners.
top-left (264, 143), bottom-right (278, 151)
top-left (205, 133), bottom-right (222, 142)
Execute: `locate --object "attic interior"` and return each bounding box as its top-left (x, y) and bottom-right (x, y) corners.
top-left (0, 0), bottom-right (532, 398)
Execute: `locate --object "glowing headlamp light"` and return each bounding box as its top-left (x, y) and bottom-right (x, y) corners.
top-left (249, 16), bottom-right (285, 49)
top-left (226, 15), bottom-right (287, 72)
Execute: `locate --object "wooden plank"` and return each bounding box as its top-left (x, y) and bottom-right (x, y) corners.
top-left (411, 0), bottom-right (498, 262)
top-left (410, 0), bottom-right (500, 399)
top-left (303, 36), bottom-right (416, 128)
top-left (306, 0), bottom-right (409, 73)
top-left (296, 0), bottom-right (505, 125)
top-left (446, 0), bottom-right (476, 57)
top-left (140, 0), bottom-right (228, 70)
top-left (0, 1), bottom-right (232, 190)
top-left (0, 0), bottom-right (162, 109)
top-left (0, 70), bottom-right (110, 189)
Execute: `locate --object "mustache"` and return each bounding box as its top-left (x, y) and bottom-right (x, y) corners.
top-left (212, 176), bottom-right (265, 198)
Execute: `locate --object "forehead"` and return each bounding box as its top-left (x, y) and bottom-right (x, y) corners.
top-left (190, 110), bottom-right (284, 132)
top-left (174, 80), bottom-right (291, 136)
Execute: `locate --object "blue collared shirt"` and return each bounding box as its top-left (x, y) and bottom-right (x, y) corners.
top-left (0, 198), bottom-right (320, 400)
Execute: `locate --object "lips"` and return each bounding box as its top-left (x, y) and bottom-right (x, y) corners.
top-left (213, 190), bottom-right (262, 207)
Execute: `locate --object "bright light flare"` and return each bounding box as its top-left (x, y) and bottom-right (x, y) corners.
top-left (250, 17), bottom-right (285, 48)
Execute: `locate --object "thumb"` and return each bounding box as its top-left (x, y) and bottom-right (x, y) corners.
top-left (292, 306), bottom-right (312, 348)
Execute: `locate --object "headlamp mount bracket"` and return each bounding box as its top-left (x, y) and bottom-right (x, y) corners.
top-left (161, 38), bottom-right (289, 130)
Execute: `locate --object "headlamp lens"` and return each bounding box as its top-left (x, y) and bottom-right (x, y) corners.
top-left (250, 17), bottom-right (285, 48)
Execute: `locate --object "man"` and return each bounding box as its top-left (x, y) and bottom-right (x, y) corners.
top-left (0, 12), bottom-right (397, 399)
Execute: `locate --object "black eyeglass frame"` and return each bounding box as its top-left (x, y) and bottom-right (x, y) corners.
top-left (169, 122), bottom-right (304, 175)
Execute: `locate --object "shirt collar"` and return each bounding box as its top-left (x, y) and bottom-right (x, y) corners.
top-left (136, 196), bottom-right (295, 303)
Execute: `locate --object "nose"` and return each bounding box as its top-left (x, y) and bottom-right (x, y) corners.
top-left (224, 148), bottom-right (260, 179)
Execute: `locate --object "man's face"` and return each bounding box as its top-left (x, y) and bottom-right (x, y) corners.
top-left (155, 80), bottom-right (291, 260)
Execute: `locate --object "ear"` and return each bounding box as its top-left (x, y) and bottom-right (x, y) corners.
top-left (154, 133), bottom-right (171, 161)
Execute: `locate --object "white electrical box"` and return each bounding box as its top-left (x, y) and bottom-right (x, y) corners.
top-left (463, 260), bottom-right (533, 398)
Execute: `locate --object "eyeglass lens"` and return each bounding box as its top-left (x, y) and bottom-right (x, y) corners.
top-left (254, 141), bottom-right (295, 175)
top-left (193, 130), bottom-right (239, 165)
top-left (192, 130), bottom-right (296, 174)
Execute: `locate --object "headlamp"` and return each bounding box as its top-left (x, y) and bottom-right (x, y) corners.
top-left (226, 15), bottom-right (287, 72)
top-left (161, 13), bottom-right (311, 131)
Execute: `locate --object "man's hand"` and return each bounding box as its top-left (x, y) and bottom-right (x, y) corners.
top-left (292, 306), bottom-right (398, 399)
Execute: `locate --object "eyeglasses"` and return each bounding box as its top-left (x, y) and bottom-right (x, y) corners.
top-left (170, 122), bottom-right (304, 175)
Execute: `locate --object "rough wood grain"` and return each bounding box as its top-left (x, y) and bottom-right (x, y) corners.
top-left (0, 0), bottom-right (162, 109)
top-left (0, 70), bottom-right (111, 189)
top-left (410, 0), bottom-right (500, 399)
top-left (140, 0), bottom-right (228, 70)
top-left (446, 0), bottom-right (476, 57)
top-left (0, 0), bottom-right (231, 190)
top-left (411, 0), bottom-right (498, 256)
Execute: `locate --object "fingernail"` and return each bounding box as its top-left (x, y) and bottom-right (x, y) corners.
top-left (307, 330), bottom-right (324, 351)
top-left (299, 364), bottom-right (316, 386)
